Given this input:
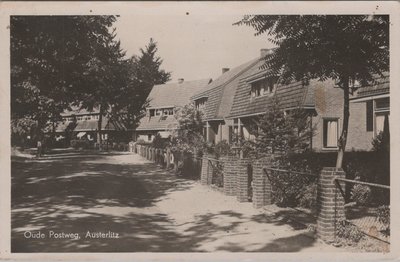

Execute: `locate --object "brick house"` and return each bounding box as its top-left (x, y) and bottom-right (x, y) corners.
top-left (192, 57), bottom-right (260, 144)
top-left (201, 49), bottom-right (390, 152)
top-left (135, 78), bottom-right (211, 142)
top-left (54, 107), bottom-right (129, 145)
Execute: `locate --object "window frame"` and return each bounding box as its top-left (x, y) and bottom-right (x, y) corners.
top-left (322, 117), bottom-right (340, 149)
top-left (250, 77), bottom-right (277, 99)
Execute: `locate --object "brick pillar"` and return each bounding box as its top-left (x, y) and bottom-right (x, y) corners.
top-left (200, 154), bottom-right (210, 185)
top-left (235, 159), bottom-right (250, 202)
top-left (252, 158), bottom-right (273, 208)
top-left (221, 156), bottom-right (237, 196)
top-left (316, 167), bottom-right (345, 243)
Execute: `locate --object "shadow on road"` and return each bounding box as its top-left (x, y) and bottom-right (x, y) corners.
top-left (12, 151), bottom-right (320, 252)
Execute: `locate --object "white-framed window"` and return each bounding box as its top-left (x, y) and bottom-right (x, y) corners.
top-left (374, 98), bottom-right (390, 136)
top-left (101, 133), bottom-right (108, 140)
top-left (155, 109), bottom-right (162, 116)
top-left (366, 98), bottom-right (390, 137)
top-left (323, 118), bottom-right (339, 148)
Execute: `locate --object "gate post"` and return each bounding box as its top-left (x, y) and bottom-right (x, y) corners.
top-left (252, 157), bottom-right (273, 208)
top-left (235, 158), bottom-right (251, 202)
top-left (220, 156), bottom-right (236, 196)
top-left (316, 167), bottom-right (345, 243)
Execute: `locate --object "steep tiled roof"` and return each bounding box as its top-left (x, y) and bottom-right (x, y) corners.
top-left (147, 79), bottom-right (211, 109)
top-left (354, 72), bottom-right (390, 99)
top-left (136, 79), bottom-right (210, 131)
top-left (192, 58), bottom-right (259, 121)
top-left (229, 60), bottom-right (313, 118)
top-left (136, 115), bottom-right (178, 131)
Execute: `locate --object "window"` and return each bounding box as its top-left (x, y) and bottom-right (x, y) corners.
top-left (163, 108), bottom-right (174, 116)
top-left (155, 109), bottom-right (162, 116)
top-left (250, 77), bottom-right (276, 98)
top-left (323, 119), bottom-right (339, 148)
top-left (147, 134), bottom-right (152, 141)
top-left (195, 98), bottom-right (207, 110)
top-left (149, 109), bottom-right (155, 117)
top-left (375, 112), bottom-right (389, 136)
top-left (372, 98), bottom-right (390, 137)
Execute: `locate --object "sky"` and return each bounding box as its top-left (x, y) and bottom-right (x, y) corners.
top-left (114, 14), bottom-right (274, 82)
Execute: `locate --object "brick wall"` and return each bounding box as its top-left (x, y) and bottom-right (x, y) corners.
top-left (311, 79), bottom-right (373, 152)
top-left (316, 167), bottom-right (345, 243)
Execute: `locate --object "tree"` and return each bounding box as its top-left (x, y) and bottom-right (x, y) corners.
top-left (11, 16), bottom-right (120, 146)
top-left (170, 103), bottom-right (205, 154)
top-left (75, 25), bottom-right (130, 146)
top-left (242, 97), bottom-right (314, 158)
top-left (115, 38), bottom-right (171, 131)
top-left (236, 15), bottom-right (389, 167)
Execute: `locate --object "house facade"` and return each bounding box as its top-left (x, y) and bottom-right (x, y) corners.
top-left (194, 49), bottom-right (390, 152)
top-left (192, 57), bottom-right (260, 145)
top-left (135, 78), bottom-right (212, 142)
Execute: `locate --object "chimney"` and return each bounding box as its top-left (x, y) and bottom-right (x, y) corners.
top-left (260, 48), bottom-right (273, 58)
top-left (222, 68), bottom-right (230, 74)
top-left (178, 78), bottom-right (184, 84)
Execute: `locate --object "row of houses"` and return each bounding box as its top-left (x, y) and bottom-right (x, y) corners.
top-left (53, 107), bottom-right (129, 145)
top-left (135, 48), bottom-right (390, 152)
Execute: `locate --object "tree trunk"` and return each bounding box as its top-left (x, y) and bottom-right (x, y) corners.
top-left (336, 79), bottom-right (350, 168)
top-left (97, 105), bottom-right (103, 150)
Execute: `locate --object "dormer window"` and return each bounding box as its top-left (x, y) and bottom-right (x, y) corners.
top-left (195, 97), bottom-right (207, 110)
top-left (251, 77), bottom-right (277, 98)
top-left (149, 107), bottom-right (174, 118)
top-left (163, 108), bottom-right (174, 116)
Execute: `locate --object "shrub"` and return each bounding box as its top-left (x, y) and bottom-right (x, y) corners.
top-left (267, 168), bottom-right (316, 207)
top-left (377, 205), bottom-right (390, 232)
top-left (213, 140), bottom-right (232, 158)
top-left (351, 184), bottom-right (372, 205)
top-left (336, 220), bottom-right (364, 244)
top-left (70, 139), bottom-right (93, 150)
top-left (299, 182), bottom-right (317, 210)
top-left (211, 161), bottom-right (224, 187)
top-left (152, 133), bottom-right (170, 149)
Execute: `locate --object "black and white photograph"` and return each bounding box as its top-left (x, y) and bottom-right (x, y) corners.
top-left (1, 1), bottom-right (399, 259)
